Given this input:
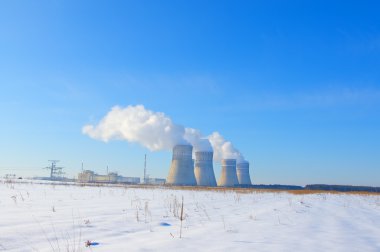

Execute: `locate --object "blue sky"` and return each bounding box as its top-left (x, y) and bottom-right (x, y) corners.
top-left (1, 1), bottom-right (379, 186)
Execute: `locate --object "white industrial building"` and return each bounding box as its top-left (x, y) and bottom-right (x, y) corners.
top-left (236, 161), bottom-right (252, 186)
top-left (78, 170), bottom-right (140, 184)
top-left (194, 151), bottom-right (217, 187)
top-left (166, 145), bottom-right (197, 186)
top-left (218, 159), bottom-right (239, 187)
top-left (145, 177), bottom-right (166, 185)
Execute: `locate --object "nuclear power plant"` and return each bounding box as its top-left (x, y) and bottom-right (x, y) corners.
top-left (194, 151), bottom-right (217, 187)
top-left (166, 144), bottom-right (197, 186)
top-left (218, 159), bottom-right (239, 187)
top-left (236, 161), bottom-right (252, 185)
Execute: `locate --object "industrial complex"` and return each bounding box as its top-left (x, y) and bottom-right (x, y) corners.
top-left (37, 143), bottom-right (251, 188)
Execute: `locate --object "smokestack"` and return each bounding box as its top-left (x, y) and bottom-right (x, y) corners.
top-left (237, 161), bottom-right (252, 186)
top-left (166, 144), bottom-right (197, 186)
top-left (194, 151), bottom-right (217, 187)
top-left (218, 159), bottom-right (239, 187)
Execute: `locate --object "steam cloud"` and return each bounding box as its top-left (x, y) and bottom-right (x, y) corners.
top-left (82, 105), bottom-right (187, 151)
top-left (82, 105), bottom-right (245, 163)
top-left (208, 132), bottom-right (245, 163)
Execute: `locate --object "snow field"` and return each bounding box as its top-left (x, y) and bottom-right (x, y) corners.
top-left (0, 180), bottom-right (379, 251)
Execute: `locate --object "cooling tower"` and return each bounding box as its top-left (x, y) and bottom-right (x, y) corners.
top-left (237, 161), bottom-right (252, 185)
top-left (218, 159), bottom-right (239, 187)
top-left (166, 144), bottom-right (197, 186)
top-left (194, 151), bottom-right (217, 187)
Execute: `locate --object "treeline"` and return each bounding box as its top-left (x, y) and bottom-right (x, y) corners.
top-left (250, 184), bottom-right (303, 190)
top-left (245, 184), bottom-right (380, 193)
top-left (305, 184), bottom-right (380, 193)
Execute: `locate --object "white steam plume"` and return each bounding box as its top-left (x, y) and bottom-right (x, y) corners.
top-left (184, 128), bottom-right (213, 152)
top-left (82, 105), bottom-right (187, 151)
top-left (208, 132), bottom-right (245, 163)
top-left (83, 104), bottom-right (246, 162)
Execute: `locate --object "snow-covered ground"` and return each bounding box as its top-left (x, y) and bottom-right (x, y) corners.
top-left (1, 180), bottom-right (379, 252)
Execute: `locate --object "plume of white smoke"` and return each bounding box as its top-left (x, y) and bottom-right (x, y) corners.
top-left (82, 105), bottom-right (188, 151)
top-left (82, 104), bottom-right (246, 162)
top-left (184, 128), bottom-right (213, 152)
top-left (208, 132), bottom-right (245, 163)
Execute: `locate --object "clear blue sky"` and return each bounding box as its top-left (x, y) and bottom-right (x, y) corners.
top-left (1, 1), bottom-right (379, 186)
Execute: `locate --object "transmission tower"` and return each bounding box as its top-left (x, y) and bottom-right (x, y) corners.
top-left (44, 160), bottom-right (64, 180)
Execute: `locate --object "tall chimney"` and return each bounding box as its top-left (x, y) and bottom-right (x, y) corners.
top-left (194, 151), bottom-right (217, 187)
top-left (218, 159), bottom-right (239, 187)
top-left (166, 144), bottom-right (197, 186)
top-left (237, 161), bottom-right (252, 186)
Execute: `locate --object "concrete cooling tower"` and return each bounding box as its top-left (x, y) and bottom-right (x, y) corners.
top-left (194, 151), bottom-right (217, 187)
top-left (218, 159), bottom-right (239, 187)
top-left (166, 144), bottom-right (197, 186)
top-left (236, 161), bottom-right (252, 185)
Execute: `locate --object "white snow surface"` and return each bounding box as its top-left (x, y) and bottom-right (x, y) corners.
top-left (1, 180), bottom-right (379, 252)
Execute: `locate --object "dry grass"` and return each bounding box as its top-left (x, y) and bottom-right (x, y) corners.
top-left (3, 179), bottom-right (379, 196)
top-left (159, 185), bottom-right (380, 196)
top-left (287, 189), bottom-right (380, 196)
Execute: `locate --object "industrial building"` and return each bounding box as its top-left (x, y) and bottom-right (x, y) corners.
top-left (166, 144), bottom-right (197, 186)
top-left (194, 151), bottom-right (217, 187)
top-left (218, 159), bottom-right (239, 187)
top-left (78, 170), bottom-right (140, 184)
top-left (236, 161), bottom-right (252, 185)
top-left (145, 177), bottom-right (166, 185)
